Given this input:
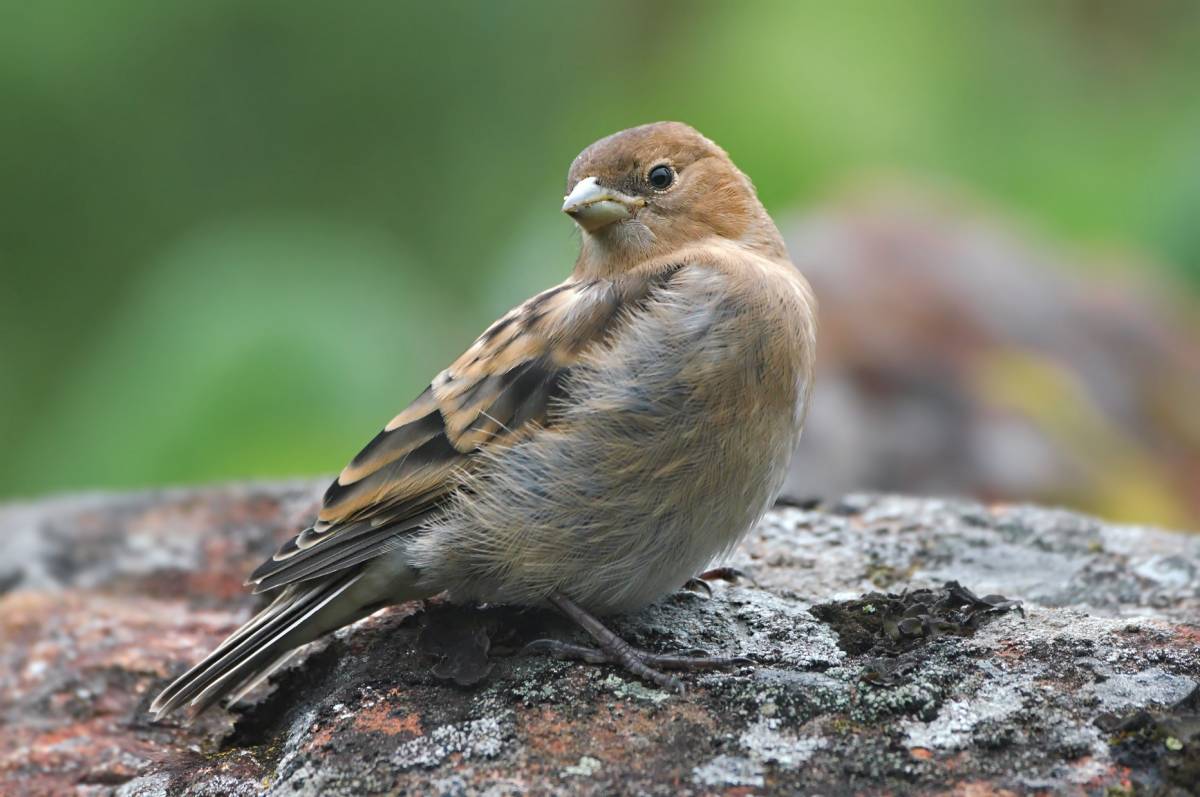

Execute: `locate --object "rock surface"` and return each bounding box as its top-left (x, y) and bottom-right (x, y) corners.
top-left (1, 480), bottom-right (1197, 796)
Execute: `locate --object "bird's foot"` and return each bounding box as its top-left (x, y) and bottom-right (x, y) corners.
top-left (680, 566), bottom-right (755, 598)
top-left (541, 592), bottom-right (752, 693)
top-left (525, 639), bottom-right (751, 673)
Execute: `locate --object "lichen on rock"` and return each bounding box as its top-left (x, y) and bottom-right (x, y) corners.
top-left (2, 482), bottom-right (1197, 795)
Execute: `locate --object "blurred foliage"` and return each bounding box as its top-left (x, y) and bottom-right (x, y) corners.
top-left (2, 0), bottom-right (1199, 500)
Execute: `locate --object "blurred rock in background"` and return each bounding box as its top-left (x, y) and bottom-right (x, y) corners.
top-left (785, 187), bottom-right (1200, 530)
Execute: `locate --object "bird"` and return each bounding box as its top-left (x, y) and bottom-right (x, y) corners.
top-left (150, 121), bottom-right (817, 719)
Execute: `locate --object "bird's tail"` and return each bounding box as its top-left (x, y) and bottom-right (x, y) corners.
top-left (150, 570), bottom-right (386, 719)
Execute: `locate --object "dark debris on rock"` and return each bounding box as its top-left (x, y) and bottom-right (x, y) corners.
top-left (812, 580), bottom-right (1024, 657)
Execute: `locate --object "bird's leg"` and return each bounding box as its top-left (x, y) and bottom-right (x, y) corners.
top-left (546, 593), bottom-right (682, 692)
top-left (528, 593), bottom-right (752, 692)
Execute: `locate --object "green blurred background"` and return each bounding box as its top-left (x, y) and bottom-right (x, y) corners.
top-left (3, 1), bottom-right (1199, 511)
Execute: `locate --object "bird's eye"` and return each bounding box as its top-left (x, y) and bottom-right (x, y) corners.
top-left (647, 164), bottom-right (675, 190)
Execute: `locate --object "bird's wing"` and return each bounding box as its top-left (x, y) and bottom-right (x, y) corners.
top-left (246, 278), bottom-right (626, 592)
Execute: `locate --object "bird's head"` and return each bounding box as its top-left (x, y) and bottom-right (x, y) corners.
top-left (563, 121), bottom-right (786, 276)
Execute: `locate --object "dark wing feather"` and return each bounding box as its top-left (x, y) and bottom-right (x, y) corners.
top-left (246, 279), bottom-right (621, 592)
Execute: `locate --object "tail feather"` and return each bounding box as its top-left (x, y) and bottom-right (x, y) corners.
top-left (252, 532), bottom-right (400, 594)
top-left (151, 571), bottom-right (368, 719)
top-left (270, 537), bottom-right (406, 589)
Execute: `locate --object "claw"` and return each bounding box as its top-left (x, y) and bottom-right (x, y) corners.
top-left (523, 635), bottom-right (754, 677)
top-left (521, 639), bottom-right (608, 664)
top-left (642, 652), bottom-right (755, 671)
top-left (696, 566), bottom-right (755, 585)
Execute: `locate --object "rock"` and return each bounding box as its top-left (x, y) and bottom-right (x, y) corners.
top-left (1, 481), bottom-right (1197, 796)
top-left (782, 191), bottom-right (1200, 530)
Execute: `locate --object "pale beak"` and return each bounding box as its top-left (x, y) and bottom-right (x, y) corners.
top-left (562, 176), bottom-right (645, 232)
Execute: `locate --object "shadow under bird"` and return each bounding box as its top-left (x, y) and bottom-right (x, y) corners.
top-left (151, 121), bottom-right (817, 719)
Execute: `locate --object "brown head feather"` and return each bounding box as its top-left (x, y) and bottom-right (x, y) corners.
top-left (567, 121), bottom-right (787, 277)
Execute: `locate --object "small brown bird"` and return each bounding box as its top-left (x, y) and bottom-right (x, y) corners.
top-left (151, 121), bottom-right (817, 718)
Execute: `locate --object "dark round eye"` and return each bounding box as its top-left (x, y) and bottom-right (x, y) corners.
top-left (647, 164), bottom-right (675, 190)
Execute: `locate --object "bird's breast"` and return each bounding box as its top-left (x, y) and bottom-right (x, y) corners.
top-left (410, 259), bottom-right (816, 614)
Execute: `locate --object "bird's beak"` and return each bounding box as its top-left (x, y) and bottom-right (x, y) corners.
top-left (562, 177), bottom-right (645, 232)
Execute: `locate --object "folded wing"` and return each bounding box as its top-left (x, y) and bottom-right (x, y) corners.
top-left (246, 279), bottom-right (623, 593)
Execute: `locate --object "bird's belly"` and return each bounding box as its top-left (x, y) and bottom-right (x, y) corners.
top-left (410, 399), bottom-right (799, 615)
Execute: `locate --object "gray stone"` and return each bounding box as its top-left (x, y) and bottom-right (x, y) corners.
top-left (1, 481), bottom-right (1197, 795)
